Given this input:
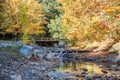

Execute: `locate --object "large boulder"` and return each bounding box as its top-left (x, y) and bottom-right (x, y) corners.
top-left (20, 45), bottom-right (46, 59)
top-left (20, 45), bottom-right (37, 59)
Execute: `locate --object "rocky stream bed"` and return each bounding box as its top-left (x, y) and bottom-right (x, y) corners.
top-left (0, 50), bottom-right (120, 80)
top-left (0, 41), bottom-right (120, 80)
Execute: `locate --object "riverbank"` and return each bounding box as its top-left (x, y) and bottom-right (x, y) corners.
top-left (0, 50), bottom-right (120, 80)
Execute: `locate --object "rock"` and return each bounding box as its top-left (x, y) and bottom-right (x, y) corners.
top-left (81, 68), bottom-right (88, 72)
top-left (93, 38), bottom-right (114, 52)
top-left (80, 72), bottom-right (87, 77)
top-left (0, 43), bottom-right (13, 48)
top-left (45, 52), bottom-right (55, 61)
top-left (2, 74), bottom-right (10, 80)
top-left (91, 56), bottom-right (102, 61)
top-left (110, 65), bottom-right (117, 68)
top-left (92, 75), bottom-right (102, 79)
top-left (32, 45), bottom-right (40, 50)
top-left (116, 59), bottom-right (120, 66)
top-left (15, 40), bottom-right (23, 46)
top-left (47, 71), bottom-right (65, 80)
top-left (108, 58), bottom-right (117, 63)
top-left (90, 41), bottom-right (100, 49)
top-left (15, 75), bottom-right (22, 80)
top-left (101, 70), bottom-right (108, 74)
top-left (112, 42), bottom-right (120, 59)
top-left (112, 42), bottom-right (120, 52)
top-left (58, 40), bottom-right (65, 48)
top-left (40, 66), bottom-right (46, 71)
top-left (65, 78), bottom-right (77, 80)
top-left (10, 74), bottom-right (16, 80)
top-left (84, 75), bottom-right (91, 80)
top-left (20, 45), bottom-right (36, 59)
top-left (0, 41), bottom-right (22, 49)
top-left (34, 49), bottom-right (43, 60)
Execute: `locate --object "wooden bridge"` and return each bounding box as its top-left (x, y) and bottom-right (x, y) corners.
top-left (35, 37), bottom-right (59, 46)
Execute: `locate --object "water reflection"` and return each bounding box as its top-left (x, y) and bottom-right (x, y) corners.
top-left (55, 59), bottom-right (102, 76)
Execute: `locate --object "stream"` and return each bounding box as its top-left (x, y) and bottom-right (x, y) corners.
top-left (55, 59), bottom-right (103, 76)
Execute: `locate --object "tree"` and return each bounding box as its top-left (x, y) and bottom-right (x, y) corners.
top-left (0, 0), bottom-right (8, 37)
top-left (0, 0), bottom-right (45, 43)
top-left (59, 0), bottom-right (120, 47)
top-left (18, 0), bottom-right (45, 44)
top-left (37, 0), bottom-right (62, 36)
top-left (47, 16), bottom-right (64, 39)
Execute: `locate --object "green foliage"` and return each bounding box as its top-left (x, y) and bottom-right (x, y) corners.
top-left (38, 0), bottom-right (62, 21)
top-left (37, 0), bottom-right (62, 36)
top-left (48, 16), bottom-right (64, 39)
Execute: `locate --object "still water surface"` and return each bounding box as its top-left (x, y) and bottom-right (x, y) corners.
top-left (55, 60), bottom-right (103, 76)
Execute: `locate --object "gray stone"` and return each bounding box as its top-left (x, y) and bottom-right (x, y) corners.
top-left (0, 43), bottom-right (13, 48)
top-left (10, 74), bottom-right (16, 80)
top-left (20, 45), bottom-right (35, 58)
top-left (34, 49), bottom-right (43, 59)
top-left (40, 66), bottom-right (46, 71)
top-left (0, 41), bottom-right (22, 48)
top-left (47, 71), bottom-right (64, 80)
top-left (116, 59), bottom-right (120, 66)
top-left (111, 65), bottom-right (117, 68)
top-left (32, 45), bottom-right (40, 50)
top-left (58, 40), bottom-right (65, 48)
top-left (20, 45), bottom-right (45, 59)
top-left (15, 75), bottom-right (22, 80)
top-left (85, 75), bottom-right (91, 80)
top-left (16, 41), bottom-right (23, 46)
top-left (45, 52), bottom-right (55, 61)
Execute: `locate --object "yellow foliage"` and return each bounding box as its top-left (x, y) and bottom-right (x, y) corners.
top-left (59, 0), bottom-right (120, 46)
top-left (24, 23), bottom-right (45, 35)
top-left (1, 0), bottom-right (45, 44)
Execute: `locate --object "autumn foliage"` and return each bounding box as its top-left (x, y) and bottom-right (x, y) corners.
top-left (0, 0), bottom-right (45, 44)
top-left (0, 0), bottom-right (120, 47)
top-left (59, 0), bottom-right (120, 47)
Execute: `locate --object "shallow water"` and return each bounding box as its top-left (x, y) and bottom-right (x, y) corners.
top-left (55, 60), bottom-right (103, 76)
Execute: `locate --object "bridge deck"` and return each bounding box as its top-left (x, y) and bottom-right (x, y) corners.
top-left (35, 38), bottom-right (59, 46)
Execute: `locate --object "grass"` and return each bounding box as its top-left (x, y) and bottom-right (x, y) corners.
top-left (0, 40), bottom-right (12, 43)
top-left (0, 40), bottom-right (23, 56)
top-left (0, 46), bottom-right (23, 56)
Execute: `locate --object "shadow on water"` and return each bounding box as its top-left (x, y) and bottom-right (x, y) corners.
top-left (55, 59), bottom-right (103, 76)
